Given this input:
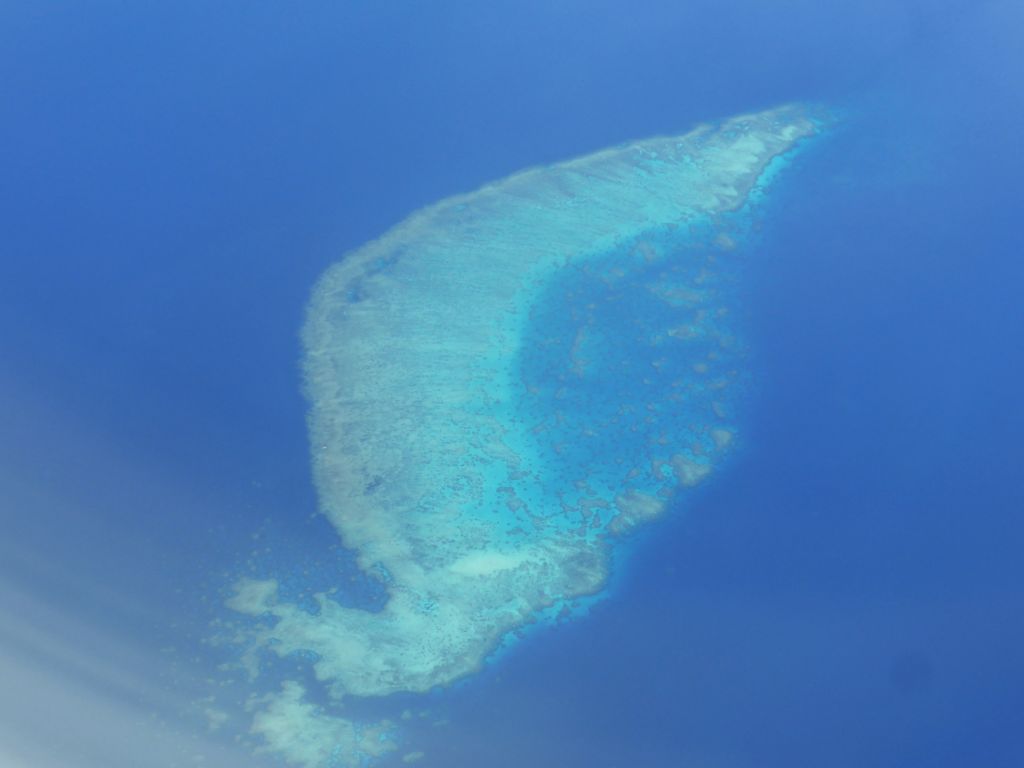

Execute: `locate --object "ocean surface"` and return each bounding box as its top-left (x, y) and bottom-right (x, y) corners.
top-left (2, 2), bottom-right (1023, 767)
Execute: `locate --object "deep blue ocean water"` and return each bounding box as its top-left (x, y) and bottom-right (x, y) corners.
top-left (2, 2), bottom-right (1023, 766)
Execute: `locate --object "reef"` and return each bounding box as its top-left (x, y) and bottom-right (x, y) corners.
top-left (228, 104), bottom-right (828, 766)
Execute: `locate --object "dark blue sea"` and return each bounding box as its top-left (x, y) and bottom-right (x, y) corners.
top-left (2, 2), bottom-right (1023, 766)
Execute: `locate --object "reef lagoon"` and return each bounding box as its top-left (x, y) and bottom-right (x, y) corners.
top-left (225, 106), bottom-right (826, 764)
top-left (2, 3), bottom-right (1023, 767)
